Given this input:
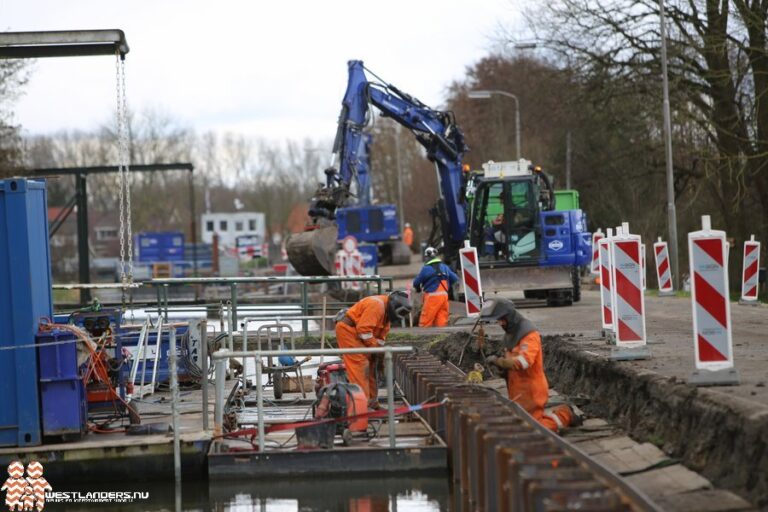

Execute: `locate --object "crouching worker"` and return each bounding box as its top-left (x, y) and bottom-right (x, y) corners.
top-left (412, 247), bottom-right (459, 327)
top-left (335, 290), bottom-right (412, 408)
top-left (479, 298), bottom-right (579, 433)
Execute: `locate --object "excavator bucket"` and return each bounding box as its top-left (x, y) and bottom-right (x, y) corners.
top-left (286, 225), bottom-right (339, 276)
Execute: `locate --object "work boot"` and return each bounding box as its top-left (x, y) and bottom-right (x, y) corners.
top-left (569, 404), bottom-right (585, 427)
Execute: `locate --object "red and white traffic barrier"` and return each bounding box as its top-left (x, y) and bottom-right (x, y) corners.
top-left (740, 235), bottom-right (760, 304)
top-left (598, 228), bottom-right (614, 330)
top-left (653, 237), bottom-right (674, 295)
top-left (459, 241), bottom-right (483, 316)
top-left (590, 229), bottom-right (604, 275)
top-left (688, 216), bottom-right (739, 384)
top-left (609, 222), bottom-right (647, 351)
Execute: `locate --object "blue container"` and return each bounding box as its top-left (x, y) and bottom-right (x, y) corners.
top-left (37, 330), bottom-right (79, 380)
top-left (37, 330), bottom-right (86, 439)
top-left (136, 232), bottom-right (185, 262)
top-left (39, 380), bottom-right (86, 438)
top-left (0, 178), bottom-right (52, 447)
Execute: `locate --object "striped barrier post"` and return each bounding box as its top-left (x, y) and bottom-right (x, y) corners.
top-left (590, 229), bottom-right (604, 276)
top-left (653, 237), bottom-right (674, 296)
top-left (598, 228), bottom-right (614, 332)
top-left (459, 241), bottom-right (483, 317)
top-left (608, 222), bottom-right (651, 360)
top-left (688, 215), bottom-right (740, 386)
top-left (739, 235), bottom-right (760, 305)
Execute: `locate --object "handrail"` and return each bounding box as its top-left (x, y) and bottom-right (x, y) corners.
top-left (210, 345), bottom-right (413, 450)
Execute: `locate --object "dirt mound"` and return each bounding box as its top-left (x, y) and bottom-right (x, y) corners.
top-left (428, 330), bottom-right (505, 373)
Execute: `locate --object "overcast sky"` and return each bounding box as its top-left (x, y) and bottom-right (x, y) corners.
top-left (2, 0), bottom-right (525, 143)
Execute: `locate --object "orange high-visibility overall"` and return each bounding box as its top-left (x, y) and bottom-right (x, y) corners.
top-left (403, 226), bottom-right (414, 247)
top-left (504, 330), bottom-right (572, 432)
top-left (335, 295), bottom-right (390, 404)
top-left (419, 280), bottom-right (449, 327)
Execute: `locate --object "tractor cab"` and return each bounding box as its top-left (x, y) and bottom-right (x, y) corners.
top-left (467, 160), bottom-right (555, 266)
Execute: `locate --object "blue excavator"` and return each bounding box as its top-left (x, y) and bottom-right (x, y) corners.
top-left (287, 60), bottom-right (591, 306)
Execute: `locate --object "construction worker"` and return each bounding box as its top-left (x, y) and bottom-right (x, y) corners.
top-left (335, 290), bottom-right (412, 407)
top-left (480, 298), bottom-right (579, 433)
top-left (402, 222), bottom-right (414, 251)
top-left (412, 247), bottom-right (458, 327)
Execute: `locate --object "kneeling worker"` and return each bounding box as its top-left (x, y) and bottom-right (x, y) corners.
top-left (480, 298), bottom-right (579, 432)
top-left (412, 247), bottom-right (458, 327)
top-left (335, 290), bottom-right (412, 407)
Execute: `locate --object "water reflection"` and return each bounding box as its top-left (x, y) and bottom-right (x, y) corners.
top-left (53, 476), bottom-right (449, 511)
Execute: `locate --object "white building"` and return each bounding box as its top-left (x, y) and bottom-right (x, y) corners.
top-left (201, 212), bottom-right (266, 248)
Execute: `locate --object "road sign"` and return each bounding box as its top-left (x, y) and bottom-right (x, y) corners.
top-left (740, 235), bottom-right (760, 304)
top-left (590, 229), bottom-right (604, 275)
top-left (609, 225), bottom-right (647, 347)
top-left (599, 229), bottom-right (614, 330)
top-left (688, 216), bottom-right (737, 375)
top-left (459, 242), bottom-right (483, 317)
top-left (653, 238), bottom-right (674, 295)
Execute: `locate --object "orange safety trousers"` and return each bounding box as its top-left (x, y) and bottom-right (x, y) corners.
top-left (335, 322), bottom-right (378, 402)
top-left (419, 281), bottom-right (449, 327)
top-left (534, 405), bottom-right (574, 433)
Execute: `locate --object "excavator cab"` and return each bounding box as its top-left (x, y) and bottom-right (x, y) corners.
top-left (469, 176), bottom-right (543, 264)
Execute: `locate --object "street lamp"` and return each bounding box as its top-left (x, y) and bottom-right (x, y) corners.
top-left (468, 89), bottom-right (521, 160)
top-left (659, 0), bottom-right (680, 290)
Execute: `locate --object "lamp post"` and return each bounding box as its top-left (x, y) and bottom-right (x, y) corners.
top-left (468, 89), bottom-right (521, 160)
top-left (659, 0), bottom-right (680, 290)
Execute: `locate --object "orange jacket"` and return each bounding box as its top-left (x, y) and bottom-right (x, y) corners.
top-left (403, 227), bottom-right (414, 247)
top-left (504, 330), bottom-right (549, 415)
top-left (346, 295), bottom-right (391, 347)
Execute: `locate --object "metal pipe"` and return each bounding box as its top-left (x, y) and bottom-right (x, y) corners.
top-left (201, 318), bottom-right (209, 432)
top-left (385, 351), bottom-right (395, 448)
top-left (210, 346), bottom-right (413, 359)
top-left (230, 283), bottom-right (238, 342)
top-left (301, 282), bottom-right (309, 338)
top-left (149, 275), bottom-right (392, 285)
top-left (241, 318), bottom-right (248, 396)
top-left (214, 357), bottom-right (226, 437)
top-left (255, 357), bottom-right (265, 452)
top-left (169, 327), bottom-right (181, 483)
top-left (163, 284), bottom-right (169, 321)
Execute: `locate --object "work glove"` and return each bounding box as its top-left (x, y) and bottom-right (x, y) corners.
top-left (486, 355), bottom-right (500, 366)
top-left (376, 339), bottom-right (385, 347)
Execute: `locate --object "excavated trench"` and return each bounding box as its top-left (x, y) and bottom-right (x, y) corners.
top-left (417, 330), bottom-right (765, 509)
top-left (542, 335), bottom-right (768, 508)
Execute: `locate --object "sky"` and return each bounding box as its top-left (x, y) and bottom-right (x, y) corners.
top-left (1, 0), bottom-right (525, 143)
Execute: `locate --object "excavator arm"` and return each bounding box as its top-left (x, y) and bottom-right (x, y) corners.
top-left (288, 60), bottom-right (469, 275)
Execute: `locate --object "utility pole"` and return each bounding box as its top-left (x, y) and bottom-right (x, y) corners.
top-left (566, 131), bottom-right (572, 189)
top-left (660, 0), bottom-right (680, 290)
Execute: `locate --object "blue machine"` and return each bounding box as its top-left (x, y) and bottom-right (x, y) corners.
top-left (36, 329), bottom-right (87, 439)
top-left (357, 243), bottom-right (379, 275)
top-left (119, 325), bottom-right (191, 384)
top-left (288, 61), bottom-right (591, 305)
top-left (136, 231), bottom-right (185, 262)
top-left (0, 178), bottom-right (53, 447)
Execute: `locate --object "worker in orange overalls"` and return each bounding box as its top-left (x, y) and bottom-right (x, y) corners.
top-left (402, 222), bottom-right (414, 251)
top-left (480, 298), bottom-right (580, 433)
top-left (412, 247), bottom-right (458, 327)
top-left (335, 290), bottom-right (412, 407)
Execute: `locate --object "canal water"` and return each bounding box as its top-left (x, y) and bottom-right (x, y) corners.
top-left (45, 476), bottom-right (451, 511)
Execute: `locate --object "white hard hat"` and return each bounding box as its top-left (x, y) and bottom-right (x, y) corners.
top-left (405, 222), bottom-right (411, 228)
top-left (424, 246), bottom-right (438, 258)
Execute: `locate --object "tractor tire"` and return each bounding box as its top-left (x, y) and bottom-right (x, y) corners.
top-left (572, 267), bottom-right (582, 303)
top-left (273, 371), bottom-right (283, 400)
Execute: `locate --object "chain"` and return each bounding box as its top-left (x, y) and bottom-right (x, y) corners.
top-left (116, 51), bottom-right (126, 288)
top-left (115, 51), bottom-right (133, 314)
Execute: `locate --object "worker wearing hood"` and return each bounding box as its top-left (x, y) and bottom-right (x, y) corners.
top-left (480, 298), bottom-right (576, 432)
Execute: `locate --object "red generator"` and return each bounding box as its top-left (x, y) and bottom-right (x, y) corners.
top-left (314, 361), bottom-right (349, 394)
top-left (314, 382), bottom-right (369, 434)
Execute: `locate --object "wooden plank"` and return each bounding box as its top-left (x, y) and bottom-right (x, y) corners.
top-left (654, 489), bottom-right (754, 512)
top-left (593, 442), bottom-right (669, 474)
top-left (626, 464), bottom-right (712, 497)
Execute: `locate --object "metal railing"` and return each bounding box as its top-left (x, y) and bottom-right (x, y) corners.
top-left (209, 346), bottom-right (414, 451)
top-left (149, 275), bottom-right (394, 337)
